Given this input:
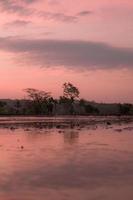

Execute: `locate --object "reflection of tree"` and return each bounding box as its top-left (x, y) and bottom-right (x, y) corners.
top-left (25, 128), bottom-right (51, 142)
top-left (63, 131), bottom-right (79, 145)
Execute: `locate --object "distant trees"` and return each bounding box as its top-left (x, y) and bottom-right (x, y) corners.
top-left (84, 104), bottom-right (99, 115)
top-left (61, 82), bottom-right (80, 115)
top-left (79, 99), bottom-right (99, 115)
top-left (24, 88), bottom-right (51, 102)
top-left (0, 84), bottom-right (133, 116)
top-left (79, 99), bottom-right (86, 107)
top-left (0, 101), bottom-right (7, 115)
top-left (63, 82), bottom-right (79, 101)
top-left (0, 101), bottom-right (6, 108)
top-left (118, 103), bottom-right (132, 115)
top-left (24, 88), bottom-right (52, 115)
top-left (59, 96), bottom-right (70, 104)
top-left (13, 100), bottom-right (22, 115)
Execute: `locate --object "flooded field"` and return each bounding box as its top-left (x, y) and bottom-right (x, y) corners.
top-left (0, 116), bottom-right (133, 200)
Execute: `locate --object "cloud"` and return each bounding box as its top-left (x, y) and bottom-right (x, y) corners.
top-left (0, 1), bottom-right (92, 22)
top-left (77, 10), bottom-right (93, 16)
top-left (41, 31), bottom-right (54, 36)
top-left (0, 0), bottom-right (35, 15)
top-left (23, 0), bottom-right (36, 3)
top-left (0, 37), bottom-right (133, 70)
top-left (4, 20), bottom-right (31, 27)
top-left (38, 10), bottom-right (92, 23)
top-left (39, 11), bottom-right (77, 23)
top-left (39, 10), bottom-right (93, 23)
top-left (47, 0), bottom-right (60, 5)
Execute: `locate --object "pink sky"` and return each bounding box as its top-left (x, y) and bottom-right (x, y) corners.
top-left (0, 0), bottom-right (133, 103)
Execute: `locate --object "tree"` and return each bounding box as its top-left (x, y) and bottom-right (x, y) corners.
top-left (14, 100), bottom-right (22, 115)
top-left (46, 97), bottom-right (56, 115)
top-left (0, 101), bottom-right (7, 115)
top-left (118, 103), bottom-right (132, 115)
top-left (24, 88), bottom-right (51, 102)
top-left (0, 101), bottom-right (6, 107)
top-left (63, 82), bottom-right (79, 101)
top-left (79, 99), bottom-right (86, 106)
top-left (85, 104), bottom-right (99, 115)
top-left (24, 88), bottom-right (51, 115)
top-left (61, 83), bottom-right (80, 115)
top-left (59, 96), bottom-right (70, 104)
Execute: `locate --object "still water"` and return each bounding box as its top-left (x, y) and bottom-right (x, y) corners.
top-left (0, 117), bottom-right (133, 200)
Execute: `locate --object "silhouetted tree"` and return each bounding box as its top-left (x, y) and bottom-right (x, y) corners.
top-left (0, 101), bottom-right (7, 115)
top-left (118, 103), bottom-right (132, 115)
top-left (63, 82), bottom-right (79, 101)
top-left (62, 82), bottom-right (80, 115)
top-left (46, 97), bottom-right (55, 115)
top-left (85, 104), bottom-right (99, 115)
top-left (24, 88), bottom-right (51, 115)
top-left (0, 101), bottom-right (6, 107)
top-left (79, 99), bottom-right (86, 106)
top-left (14, 100), bottom-right (22, 115)
top-left (59, 96), bottom-right (70, 104)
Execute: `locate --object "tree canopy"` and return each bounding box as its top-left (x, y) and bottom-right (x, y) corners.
top-left (63, 82), bottom-right (80, 100)
top-left (24, 88), bottom-right (51, 102)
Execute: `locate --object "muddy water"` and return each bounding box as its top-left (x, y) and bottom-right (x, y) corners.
top-left (0, 117), bottom-right (133, 200)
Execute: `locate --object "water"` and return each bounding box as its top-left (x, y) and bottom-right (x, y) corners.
top-left (0, 117), bottom-right (133, 200)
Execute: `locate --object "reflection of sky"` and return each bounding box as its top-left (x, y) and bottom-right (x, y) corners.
top-left (0, 0), bottom-right (133, 102)
top-left (1, 124), bottom-right (133, 199)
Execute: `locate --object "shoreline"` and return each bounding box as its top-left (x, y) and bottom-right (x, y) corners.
top-left (0, 116), bottom-right (133, 129)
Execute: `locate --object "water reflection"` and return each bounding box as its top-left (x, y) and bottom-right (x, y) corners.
top-left (63, 131), bottom-right (79, 145)
top-left (0, 120), bottom-right (133, 200)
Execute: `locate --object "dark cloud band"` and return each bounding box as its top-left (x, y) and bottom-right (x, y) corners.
top-left (0, 37), bottom-right (133, 70)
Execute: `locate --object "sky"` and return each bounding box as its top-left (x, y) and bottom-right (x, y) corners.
top-left (0, 0), bottom-right (133, 103)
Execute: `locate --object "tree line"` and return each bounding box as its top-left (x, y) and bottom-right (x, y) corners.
top-left (0, 82), bottom-right (132, 116)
